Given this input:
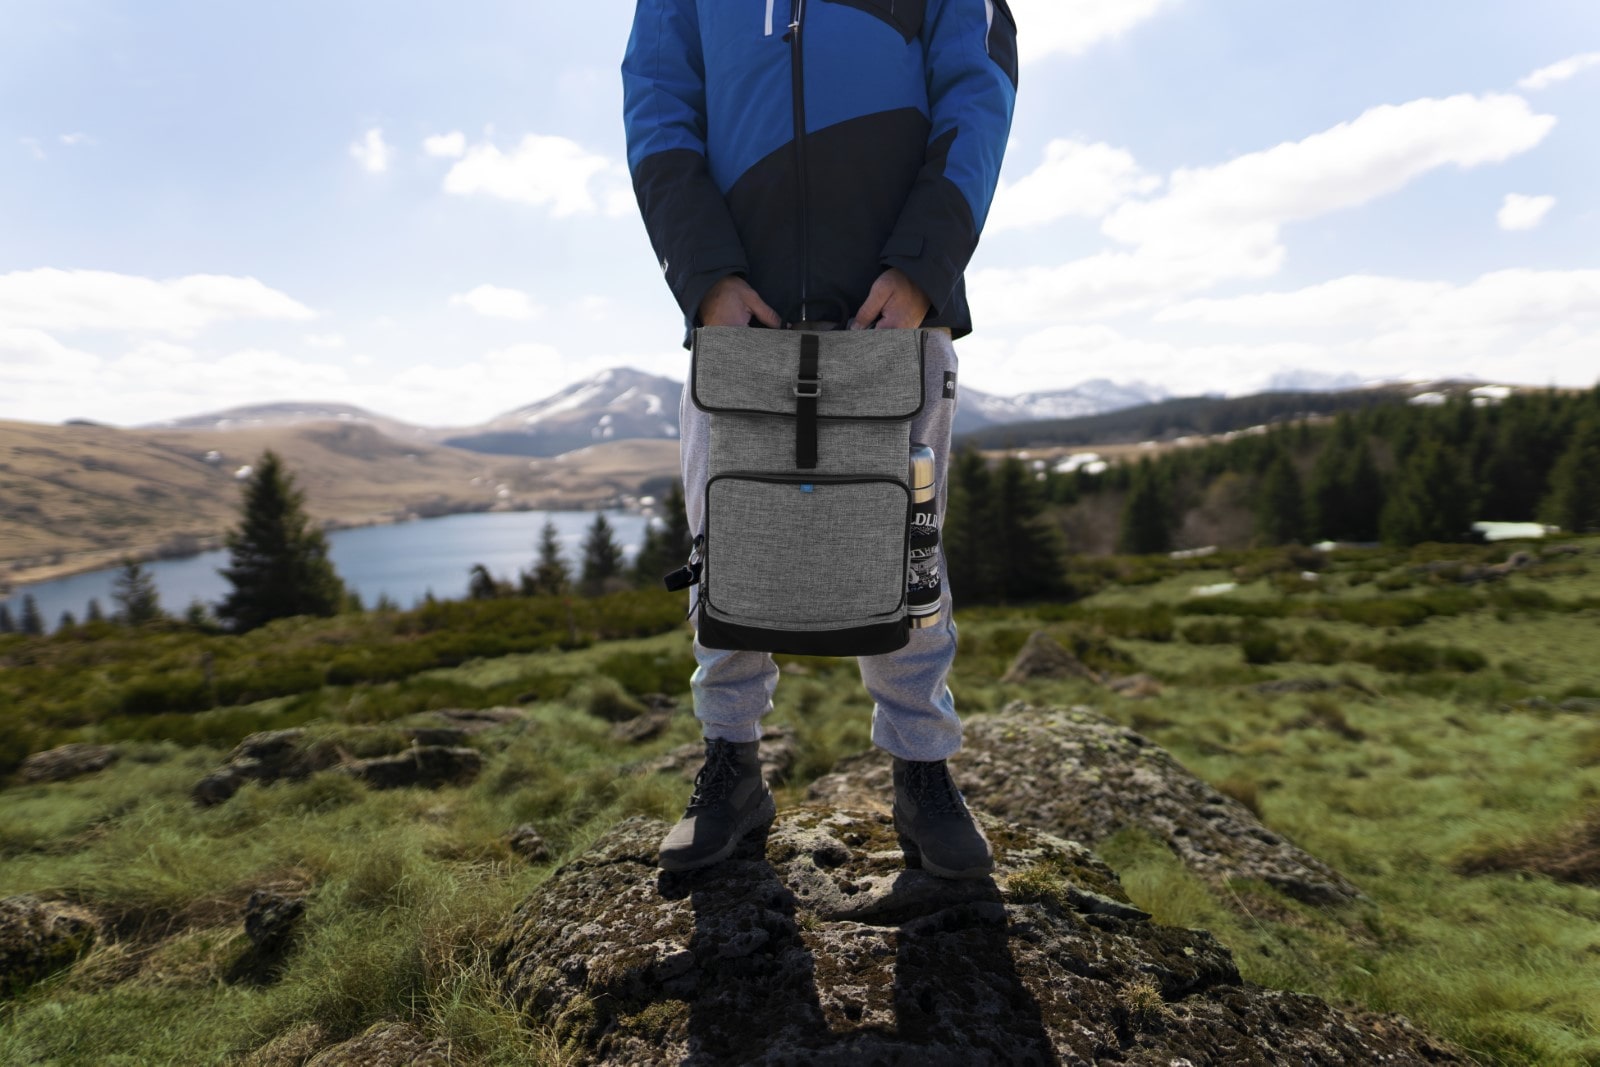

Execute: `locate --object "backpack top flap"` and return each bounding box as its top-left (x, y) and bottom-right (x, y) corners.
top-left (690, 327), bottom-right (925, 421)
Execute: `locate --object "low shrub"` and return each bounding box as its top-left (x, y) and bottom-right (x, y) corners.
top-left (1293, 627), bottom-right (1350, 665)
top-left (1239, 622), bottom-right (1284, 665)
top-left (1090, 604), bottom-right (1175, 642)
top-left (581, 678), bottom-right (648, 722)
top-left (1180, 619), bottom-right (1239, 645)
top-left (1176, 597), bottom-right (1287, 620)
top-left (595, 648), bottom-right (696, 696)
top-left (1358, 641), bottom-right (1486, 675)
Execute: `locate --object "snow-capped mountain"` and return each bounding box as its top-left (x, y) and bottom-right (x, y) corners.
top-left (144, 402), bottom-right (428, 439)
top-left (441, 368), bottom-right (684, 458)
top-left (953, 379), bottom-right (1168, 434)
top-left (1262, 369), bottom-right (1369, 392)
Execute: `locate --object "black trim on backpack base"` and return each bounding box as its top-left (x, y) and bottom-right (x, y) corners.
top-left (696, 605), bottom-right (910, 657)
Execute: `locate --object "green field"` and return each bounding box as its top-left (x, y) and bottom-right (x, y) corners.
top-left (2, 540), bottom-right (1598, 1064)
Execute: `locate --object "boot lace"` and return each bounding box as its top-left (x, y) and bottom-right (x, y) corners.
top-left (902, 760), bottom-right (967, 816)
top-left (687, 739), bottom-right (745, 811)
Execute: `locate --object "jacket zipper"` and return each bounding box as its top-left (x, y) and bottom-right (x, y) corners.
top-left (786, 0), bottom-right (811, 321)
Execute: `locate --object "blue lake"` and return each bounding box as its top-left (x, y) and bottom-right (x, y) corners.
top-left (1, 510), bottom-right (652, 631)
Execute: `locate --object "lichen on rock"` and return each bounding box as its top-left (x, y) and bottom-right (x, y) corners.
top-left (490, 808), bottom-right (1458, 1065)
top-left (0, 896), bottom-right (100, 998)
top-left (809, 704), bottom-right (1363, 906)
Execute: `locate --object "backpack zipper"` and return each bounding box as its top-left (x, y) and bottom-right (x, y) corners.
top-left (785, 0), bottom-right (811, 322)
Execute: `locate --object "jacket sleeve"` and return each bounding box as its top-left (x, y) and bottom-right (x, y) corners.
top-left (880, 0), bottom-right (1018, 315)
top-left (622, 0), bottom-right (750, 330)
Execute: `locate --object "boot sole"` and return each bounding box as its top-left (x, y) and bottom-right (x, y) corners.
top-left (658, 791), bottom-right (777, 872)
top-left (898, 833), bottom-right (994, 881)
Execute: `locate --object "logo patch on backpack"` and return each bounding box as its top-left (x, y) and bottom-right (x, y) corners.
top-left (943, 371), bottom-right (957, 400)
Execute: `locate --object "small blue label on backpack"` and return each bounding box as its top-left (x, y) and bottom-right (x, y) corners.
top-left (800, 484), bottom-right (814, 492)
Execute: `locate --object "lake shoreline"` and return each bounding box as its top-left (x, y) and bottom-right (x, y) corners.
top-left (0, 501), bottom-right (648, 596)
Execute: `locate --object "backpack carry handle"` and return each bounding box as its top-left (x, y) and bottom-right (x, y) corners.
top-left (785, 296), bottom-right (851, 329)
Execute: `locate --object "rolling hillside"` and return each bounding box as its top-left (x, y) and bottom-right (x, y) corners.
top-left (0, 420), bottom-right (678, 588)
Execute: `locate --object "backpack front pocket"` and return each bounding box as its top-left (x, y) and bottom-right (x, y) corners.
top-left (703, 474), bottom-right (909, 629)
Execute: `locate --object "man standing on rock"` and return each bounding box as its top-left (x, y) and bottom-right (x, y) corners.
top-left (622, 0), bottom-right (1018, 879)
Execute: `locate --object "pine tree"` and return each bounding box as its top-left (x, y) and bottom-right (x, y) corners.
top-left (217, 451), bottom-right (346, 632)
top-left (1255, 452), bottom-right (1305, 545)
top-left (1118, 460), bottom-right (1176, 555)
top-left (0, 604), bottom-right (14, 634)
top-left (943, 447), bottom-right (999, 606)
top-left (184, 599), bottom-right (216, 630)
top-left (1541, 417), bottom-right (1600, 534)
top-left (1380, 440), bottom-right (1474, 546)
top-left (20, 595), bottom-right (44, 636)
top-left (112, 560), bottom-right (162, 624)
top-left (632, 483), bottom-right (693, 587)
top-left (1342, 443), bottom-right (1384, 542)
top-left (85, 598), bottom-right (105, 624)
top-left (58, 611), bottom-right (77, 630)
top-left (990, 455), bottom-right (1069, 602)
top-left (522, 519), bottom-right (572, 596)
top-left (579, 513), bottom-right (625, 596)
top-left (467, 563), bottom-right (504, 600)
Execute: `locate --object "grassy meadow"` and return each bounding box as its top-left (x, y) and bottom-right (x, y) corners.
top-left (1, 539), bottom-right (1598, 1064)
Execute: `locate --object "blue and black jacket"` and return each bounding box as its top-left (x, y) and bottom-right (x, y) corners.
top-left (622, 0), bottom-right (1017, 336)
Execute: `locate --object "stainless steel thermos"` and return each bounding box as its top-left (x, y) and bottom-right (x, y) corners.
top-left (907, 444), bottom-right (942, 629)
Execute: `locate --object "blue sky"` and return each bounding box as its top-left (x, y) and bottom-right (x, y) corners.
top-left (2, 0), bottom-right (1597, 426)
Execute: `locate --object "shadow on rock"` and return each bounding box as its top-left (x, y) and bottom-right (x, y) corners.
top-left (491, 808), bottom-right (1463, 1065)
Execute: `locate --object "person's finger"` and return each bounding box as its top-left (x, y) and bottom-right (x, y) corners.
top-left (851, 275), bottom-right (892, 330)
top-left (745, 290), bottom-right (782, 328)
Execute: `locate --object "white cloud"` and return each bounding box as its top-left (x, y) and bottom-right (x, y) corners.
top-left (972, 93), bottom-right (1557, 322)
top-left (350, 127), bottom-right (392, 173)
top-left (424, 131), bottom-right (466, 158)
top-left (59, 132), bottom-right (93, 147)
top-left (1159, 270), bottom-right (1600, 334)
top-left (449, 284), bottom-right (543, 320)
top-left (19, 137), bottom-right (45, 160)
top-left (1014, 0), bottom-right (1181, 65)
top-left (1518, 52), bottom-right (1600, 91)
top-left (986, 139), bottom-right (1160, 230)
top-left (441, 134), bottom-right (630, 217)
top-left (1497, 193), bottom-right (1555, 231)
top-left (0, 337), bottom-right (352, 426)
top-left (0, 269), bottom-right (316, 336)
top-left (302, 332), bottom-right (347, 349)
top-left (1103, 94), bottom-right (1554, 249)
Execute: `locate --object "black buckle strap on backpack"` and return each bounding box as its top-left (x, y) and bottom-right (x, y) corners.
top-left (795, 333), bottom-right (821, 469)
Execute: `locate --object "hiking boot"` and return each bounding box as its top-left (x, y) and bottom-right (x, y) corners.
top-left (892, 757), bottom-right (993, 880)
top-left (658, 738), bottom-right (776, 872)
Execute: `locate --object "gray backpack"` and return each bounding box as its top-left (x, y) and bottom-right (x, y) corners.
top-left (684, 326), bottom-right (930, 656)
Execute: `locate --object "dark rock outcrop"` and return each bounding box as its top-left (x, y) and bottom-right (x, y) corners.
top-left (809, 704), bottom-right (1362, 906)
top-left (244, 890), bottom-right (306, 952)
top-left (192, 729), bottom-right (340, 806)
top-left (17, 743), bottom-right (121, 784)
top-left (193, 727), bottom-right (486, 804)
top-left (0, 896), bottom-right (99, 997)
top-left (491, 810), bottom-right (1460, 1065)
top-left (506, 823), bottom-right (551, 863)
top-left (335, 746), bottom-right (483, 790)
top-left (1001, 632), bottom-right (1103, 685)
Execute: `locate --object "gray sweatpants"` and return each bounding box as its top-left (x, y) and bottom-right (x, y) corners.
top-left (678, 329), bottom-right (962, 762)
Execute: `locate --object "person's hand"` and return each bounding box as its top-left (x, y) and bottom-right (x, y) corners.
top-left (850, 268), bottom-right (930, 330)
top-left (698, 275), bottom-right (781, 328)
